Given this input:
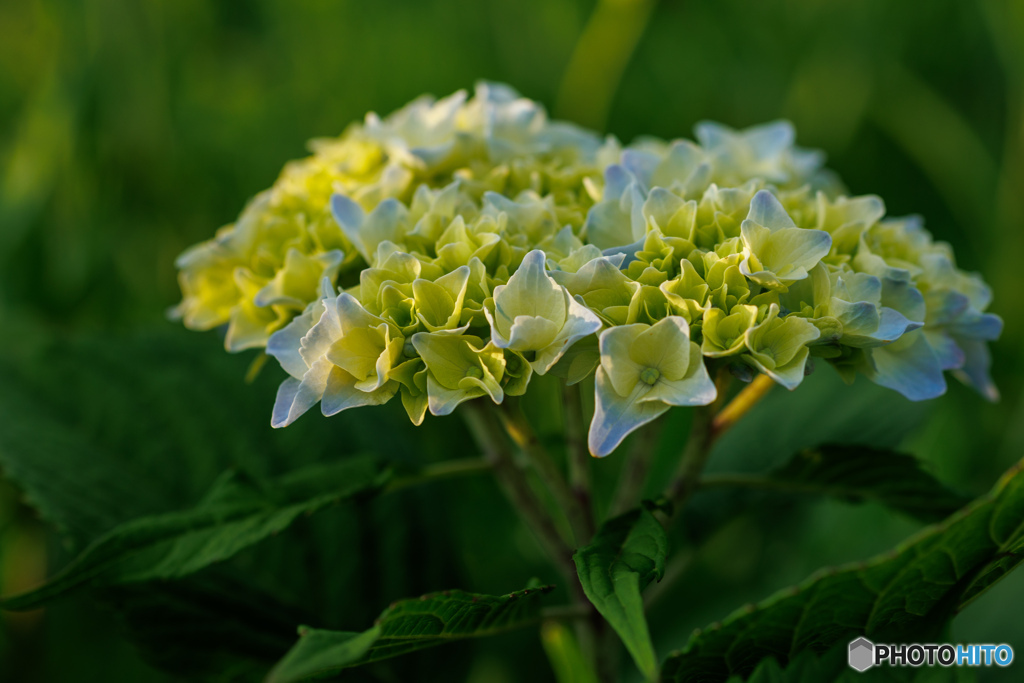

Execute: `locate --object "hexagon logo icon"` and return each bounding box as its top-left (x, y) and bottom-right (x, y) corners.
top-left (848, 637), bottom-right (875, 672)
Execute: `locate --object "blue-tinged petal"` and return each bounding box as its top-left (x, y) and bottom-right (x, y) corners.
top-left (585, 178), bottom-right (646, 251)
top-left (601, 238), bottom-right (646, 268)
top-left (865, 331), bottom-right (946, 401)
top-left (271, 357), bottom-right (334, 427)
top-left (268, 300), bottom-right (323, 379)
top-left (950, 311), bottom-right (1003, 341)
top-left (869, 307), bottom-right (921, 344)
top-left (621, 149), bottom-right (660, 187)
top-left (952, 339), bottom-right (999, 402)
top-left (923, 329), bottom-right (966, 370)
top-left (745, 121), bottom-right (796, 157)
top-left (271, 378), bottom-right (301, 429)
top-left (746, 189), bottom-right (797, 230)
top-left (833, 271), bottom-right (881, 305)
top-left (880, 277), bottom-right (926, 323)
top-left (330, 193), bottom-right (365, 254)
top-left (925, 289), bottom-right (970, 326)
top-left (331, 194), bottom-right (408, 264)
top-left (588, 367), bottom-right (669, 457)
top-left (830, 299), bottom-right (879, 338)
top-left (693, 121), bottom-right (731, 149)
top-left (603, 164), bottom-right (634, 199)
top-left (360, 199), bottom-right (409, 261)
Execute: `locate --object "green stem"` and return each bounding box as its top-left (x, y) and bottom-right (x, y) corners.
top-left (499, 400), bottom-right (590, 547)
top-left (610, 418), bottom-right (663, 516)
top-left (461, 401), bottom-right (580, 592)
top-left (383, 458), bottom-right (492, 494)
top-left (664, 406), bottom-right (716, 515)
top-left (663, 373), bottom-right (776, 517)
top-left (540, 604), bottom-right (593, 622)
top-left (464, 401), bottom-right (604, 679)
top-left (563, 383), bottom-right (596, 543)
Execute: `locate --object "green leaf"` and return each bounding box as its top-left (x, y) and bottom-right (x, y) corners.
top-left (573, 506), bottom-right (667, 681)
top-left (0, 332), bottom-right (436, 541)
top-left (0, 375), bottom-right (171, 544)
top-left (266, 584), bottom-right (555, 682)
top-left (97, 575), bottom-right (315, 681)
top-left (708, 445), bottom-right (970, 522)
top-left (0, 455), bottom-right (390, 610)
top-left (661, 459), bottom-right (1024, 682)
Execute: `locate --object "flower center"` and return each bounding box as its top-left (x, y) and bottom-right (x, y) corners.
top-left (640, 367), bottom-right (660, 385)
top-left (465, 366), bottom-right (484, 380)
top-left (403, 340), bottom-right (418, 358)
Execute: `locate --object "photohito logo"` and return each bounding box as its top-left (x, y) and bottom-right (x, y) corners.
top-left (848, 638), bottom-right (874, 672)
top-left (848, 638), bottom-right (1014, 671)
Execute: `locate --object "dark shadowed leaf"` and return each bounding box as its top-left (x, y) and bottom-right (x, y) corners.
top-left (98, 575), bottom-right (315, 682)
top-left (661, 459), bottom-right (1024, 682)
top-left (266, 584), bottom-right (555, 682)
top-left (707, 445), bottom-right (970, 523)
top-left (723, 646), bottom-right (978, 683)
top-left (0, 377), bottom-right (171, 543)
top-left (1, 456), bottom-right (389, 610)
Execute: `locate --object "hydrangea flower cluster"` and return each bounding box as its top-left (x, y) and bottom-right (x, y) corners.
top-left (173, 83), bottom-right (1002, 456)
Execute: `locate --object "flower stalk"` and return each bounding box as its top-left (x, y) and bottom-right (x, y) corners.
top-left (461, 401), bottom-right (580, 592)
top-left (609, 419), bottom-right (663, 516)
top-left (563, 383), bottom-right (596, 543)
top-left (383, 457), bottom-right (492, 494)
top-left (711, 373), bottom-right (775, 435)
top-left (498, 400), bottom-right (591, 546)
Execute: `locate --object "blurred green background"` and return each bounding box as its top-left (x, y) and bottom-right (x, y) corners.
top-left (1, 0), bottom-right (1023, 681)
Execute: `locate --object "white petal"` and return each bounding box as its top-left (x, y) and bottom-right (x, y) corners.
top-left (321, 366), bottom-right (397, 416)
top-left (745, 347), bottom-right (811, 391)
top-left (268, 301), bottom-right (323, 379)
top-left (746, 190), bottom-right (796, 230)
top-left (531, 292), bottom-right (603, 374)
top-left (271, 357), bottom-right (334, 427)
top-left (330, 194), bottom-right (365, 257)
top-left (588, 367), bottom-right (669, 457)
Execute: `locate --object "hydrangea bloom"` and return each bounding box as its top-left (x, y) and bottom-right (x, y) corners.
top-left (174, 83), bottom-right (1003, 456)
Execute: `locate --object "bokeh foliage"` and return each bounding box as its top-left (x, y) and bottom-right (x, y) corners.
top-left (1, 0), bottom-right (1023, 681)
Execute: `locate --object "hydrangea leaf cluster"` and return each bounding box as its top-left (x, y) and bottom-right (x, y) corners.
top-left (174, 83), bottom-right (1003, 456)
